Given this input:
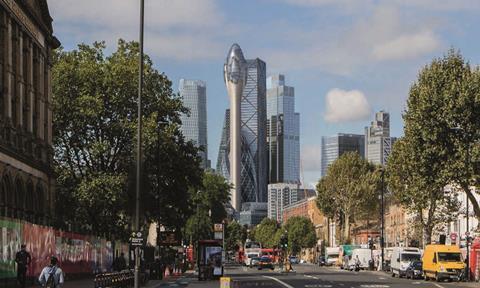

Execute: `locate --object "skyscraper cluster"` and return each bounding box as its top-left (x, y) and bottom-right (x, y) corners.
top-left (320, 110), bottom-right (396, 178)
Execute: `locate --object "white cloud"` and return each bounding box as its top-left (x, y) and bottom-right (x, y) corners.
top-left (262, 5), bottom-right (441, 75)
top-left (324, 89), bottom-right (371, 123)
top-left (372, 30), bottom-right (440, 61)
top-left (48, 0), bottom-right (227, 61)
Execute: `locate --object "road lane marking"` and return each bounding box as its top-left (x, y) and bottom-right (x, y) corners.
top-left (360, 285), bottom-right (390, 288)
top-left (305, 285), bottom-right (332, 288)
top-left (378, 277), bottom-right (386, 280)
top-left (304, 274), bottom-right (319, 279)
top-left (263, 276), bottom-right (294, 288)
top-left (432, 283), bottom-right (445, 288)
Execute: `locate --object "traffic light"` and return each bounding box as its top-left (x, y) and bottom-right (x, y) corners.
top-left (280, 235), bottom-right (288, 249)
top-left (368, 239), bottom-right (374, 250)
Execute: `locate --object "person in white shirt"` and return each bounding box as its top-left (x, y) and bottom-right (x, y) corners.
top-left (38, 256), bottom-right (64, 288)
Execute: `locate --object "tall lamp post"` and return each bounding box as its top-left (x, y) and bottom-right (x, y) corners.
top-left (380, 167), bottom-right (385, 271)
top-left (451, 126), bottom-right (471, 281)
top-left (134, 1), bottom-right (145, 288)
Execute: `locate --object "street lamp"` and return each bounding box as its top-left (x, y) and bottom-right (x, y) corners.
top-left (451, 126), bottom-right (471, 281)
top-left (380, 167), bottom-right (385, 271)
top-left (134, 1), bottom-right (144, 288)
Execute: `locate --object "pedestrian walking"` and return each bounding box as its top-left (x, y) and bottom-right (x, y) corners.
top-left (15, 244), bottom-right (31, 288)
top-left (39, 256), bottom-right (64, 288)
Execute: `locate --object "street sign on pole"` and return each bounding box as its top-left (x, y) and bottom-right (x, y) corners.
top-left (130, 232), bottom-right (144, 247)
top-left (450, 233), bottom-right (457, 241)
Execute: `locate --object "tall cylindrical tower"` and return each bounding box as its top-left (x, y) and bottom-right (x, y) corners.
top-left (224, 44), bottom-right (247, 211)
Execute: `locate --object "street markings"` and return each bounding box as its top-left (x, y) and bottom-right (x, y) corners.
top-left (263, 276), bottom-right (295, 288)
top-left (378, 277), bottom-right (386, 280)
top-left (305, 285), bottom-right (332, 288)
top-left (304, 274), bottom-right (319, 279)
top-left (432, 284), bottom-right (445, 288)
top-left (360, 285), bottom-right (390, 288)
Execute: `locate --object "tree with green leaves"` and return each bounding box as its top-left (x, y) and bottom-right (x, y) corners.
top-left (386, 51), bottom-right (475, 243)
top-left (225, 221), bottom-right (247, 251)
top-left (387, 140), bottom-right (460, 245)
top-left (284, 217), bottom-right (316, 255)
top-left (316, 152), bottom-right (379, 243)
top-left (184, 209), bottom-right (213, 245)
top-left (52, 40), bottom-right (203, 238)
top-left (195, 172), bottom-right (231, 224)
top-left (253, 218), bottom-right (280, 248)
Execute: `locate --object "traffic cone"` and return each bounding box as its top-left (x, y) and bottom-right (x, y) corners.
top-left (164, 266), bottom-right (170, 278)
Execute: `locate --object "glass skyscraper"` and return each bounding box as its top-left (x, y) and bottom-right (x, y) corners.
top-left (266, 74), bottom-right (300, 184)
top-left (216, 58), bottom-right (268, 208)
top-left (179, 79), bottom-right (208, 169)
top-left (321, 133), bottom-right (365, 177)
top-left (365, 110), bottom-right (396, 166)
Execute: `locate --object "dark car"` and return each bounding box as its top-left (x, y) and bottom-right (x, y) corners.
top-left (258, 257), bottom-right (274, 270)
top-left (318, 256), bottom-right (326, 266)
top-left (405, 260), bottom-right (423, 279)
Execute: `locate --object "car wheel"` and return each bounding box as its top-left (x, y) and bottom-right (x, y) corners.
top-left (435, 273), bottom-right (440, 282)
top-left (391, 272), bottom-right (395, 277)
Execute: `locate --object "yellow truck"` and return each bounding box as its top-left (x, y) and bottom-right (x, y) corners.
top-left (422, 244), bottom-right (465, 282)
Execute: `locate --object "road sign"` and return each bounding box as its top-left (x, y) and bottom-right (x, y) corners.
top-left (130, 231), bottom-right (144, 247)
top-left (450, 233), bottom-right (457, 241)
top-left (158, 231), bottom-right (179, 246)
top-left (214, 224), bottom-right (224, 232)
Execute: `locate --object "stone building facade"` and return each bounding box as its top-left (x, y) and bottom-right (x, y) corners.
top-left (0, 0), bottom-right (59, 224)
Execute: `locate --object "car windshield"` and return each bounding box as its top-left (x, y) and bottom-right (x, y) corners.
top-left (248, 254), bottom-right (258, 258)
top-left (438, 252), bottom-right (462, 262)
top-left (261, 258), bottom-right (271, 262)
top-left (401, 253), bottom-right (421, 262)
top-left (252, 257), bottom-right (261, 261)
top-left (412, 262), bottom-right (422, 269)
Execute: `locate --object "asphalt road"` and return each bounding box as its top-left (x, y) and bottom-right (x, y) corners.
top-left (177, 263), bottom-right (477, 288)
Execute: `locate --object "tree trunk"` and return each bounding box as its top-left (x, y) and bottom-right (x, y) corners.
top-left (423, 226), bottom-right (432, 246)
top-left (344, 214), bottom-right (350, 243)
top-left (462, 183), bottom-right (480, 230)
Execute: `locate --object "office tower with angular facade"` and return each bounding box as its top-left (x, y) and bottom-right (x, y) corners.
top-left (321, 134), bottom-right (365, 177)
top-left (266, 74), bottom-right (300, 184)
top-left (267, 183), bottom-right (299, 223)
top-left (365, 110), bottom-right (396, 166)
top-left (241, 58), bottom-right (268, 204)
top-left (179, 79), bottom-right (208, 169)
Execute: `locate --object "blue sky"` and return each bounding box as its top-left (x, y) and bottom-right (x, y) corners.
top-left (48, 0), bottom-right (480, 187)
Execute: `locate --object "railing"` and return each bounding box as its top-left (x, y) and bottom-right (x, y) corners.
top-left (94, 271), bottom-right (134, 288)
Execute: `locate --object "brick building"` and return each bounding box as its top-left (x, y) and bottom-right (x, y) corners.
top-left (0, 0), bottom-right (59, 224)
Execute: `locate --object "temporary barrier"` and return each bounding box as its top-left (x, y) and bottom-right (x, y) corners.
top-left (94, 271), bottom-right (134, 288)
top-left (0, 216), bottom-right (124, 280)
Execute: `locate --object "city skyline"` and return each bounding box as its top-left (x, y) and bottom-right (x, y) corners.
top-left (48, 0), bottom-right (480, 187)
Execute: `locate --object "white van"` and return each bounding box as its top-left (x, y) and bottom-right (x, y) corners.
top-left (348, 248), bottom-right (372, 270)
top-left (325, 247), bottom-right (340, 266)
top-left (390, 247), bottom-right (421, 277)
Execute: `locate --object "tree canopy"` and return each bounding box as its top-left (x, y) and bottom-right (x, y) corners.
top-left (284, 216), bottom-right (316, 255)
top-left (52, 40), bottom-right (203, 238)
top-left (386, 50), bottom-right (476, 242)
top-left (316, 152), bottom-right (379, 243)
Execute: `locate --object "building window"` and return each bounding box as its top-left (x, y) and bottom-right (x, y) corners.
top-left (22, 36), bottom-right (28, 129)
top-left (0, 10), bottom-right (4, 118)
top-left (11, 23), bottom-right (17, 125)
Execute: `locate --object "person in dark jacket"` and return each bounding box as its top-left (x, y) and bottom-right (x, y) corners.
top-left (15, 244), bottom-right (31, 288)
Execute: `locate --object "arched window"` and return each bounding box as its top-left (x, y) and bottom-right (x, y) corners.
top-left (36, 183), bottom-right (44, 217)
top-left (15, 177), bottom-right (25, 218)
top-left (25, 180), bottom-right (34, 213)
top-left (2, 174), bottom-right (13, 217)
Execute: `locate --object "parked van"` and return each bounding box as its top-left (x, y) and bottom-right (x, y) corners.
top-left (348, 248), bottom-right (372, 270)
top-left (423, 244), bottom-right (465, 281)
top-left (325, 247), bottom-right (340, 266)
top-left (390, 247), bottom-right (422, 277)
